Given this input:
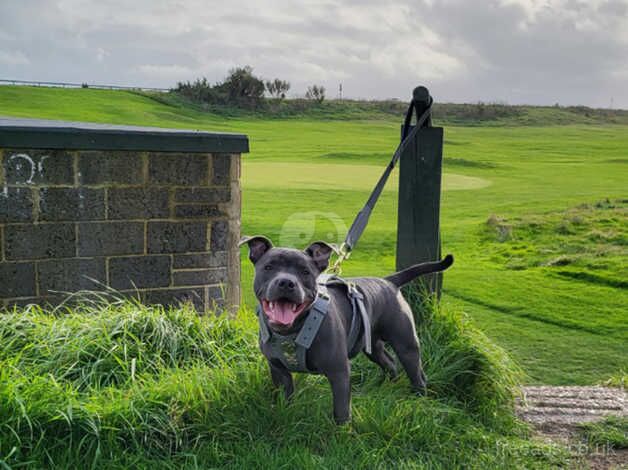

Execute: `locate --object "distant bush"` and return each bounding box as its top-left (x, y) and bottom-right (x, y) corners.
top-left (265, 78), bottom-right (290, 100)
top-left (305, 84), bottom-right (326, 103)
top-left (431, 102), bottom-right (523, 122)
top-left (170, 72), bottom-right (628, 124)
top-left (173, 77), bottom-right (220, 103)
top-left (173, 66), bottom-right (265, 110)
top-left (219, 66), bottom-right (265, 109)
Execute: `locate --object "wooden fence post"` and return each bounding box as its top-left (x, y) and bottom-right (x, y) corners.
top-left (396, 86), bottom-right (444, 296)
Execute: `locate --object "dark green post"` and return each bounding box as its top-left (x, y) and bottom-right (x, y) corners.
top-left (396, 86), bottom-right (444, 296)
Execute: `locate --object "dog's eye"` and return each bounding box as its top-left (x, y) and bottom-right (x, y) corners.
top-left (303, 269), bottom-right (310, 276)
top-left (264, 265), bottom-right (273, 271)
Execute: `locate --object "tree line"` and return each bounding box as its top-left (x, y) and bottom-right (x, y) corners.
top-left (173, 66), bottom-right (325, 110)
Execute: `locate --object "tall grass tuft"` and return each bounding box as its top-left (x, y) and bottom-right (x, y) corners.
top-left (0, 297), bottom-right (564, 468)
top-left (577, 416), bottom-right (628, 449)
top-left (403, 285), bottom-right (522, 426)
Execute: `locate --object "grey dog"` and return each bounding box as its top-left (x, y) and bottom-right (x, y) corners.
top-left (241, 236), bottom-right (454, 423)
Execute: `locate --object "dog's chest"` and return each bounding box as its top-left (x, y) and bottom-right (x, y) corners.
top-left (265, 332), bottom-right (316, 373)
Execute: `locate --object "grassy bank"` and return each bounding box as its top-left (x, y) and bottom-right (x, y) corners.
top-left (0, 299), bottom-right (568, 469)
top-left (1, 85), bottom-right (626, 385)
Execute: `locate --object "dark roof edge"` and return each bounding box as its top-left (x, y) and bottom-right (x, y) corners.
top-left (0, 118), bottom-right (249, 153)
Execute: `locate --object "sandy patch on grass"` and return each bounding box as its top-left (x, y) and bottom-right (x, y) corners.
top-left (243, 162), bottom-right (491, 191)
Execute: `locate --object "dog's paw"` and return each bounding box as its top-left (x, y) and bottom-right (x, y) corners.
top-left (412, 381), bottom-right (428, 396)
top-left (414, 387), bottom-right (428, 397)
top-left (333, 411), bottom-right (352, 425)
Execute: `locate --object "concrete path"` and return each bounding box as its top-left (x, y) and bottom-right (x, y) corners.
top-left (518, 386), bottom-right (626, 428)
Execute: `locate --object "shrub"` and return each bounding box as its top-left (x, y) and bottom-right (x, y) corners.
top-left (305, 85), bottom-right (326, 103)
top-left (265, 79), bottom-right (290, 100)
top-left (173, 66), bottom-right (266, 109)
top-left (172, 77), bottom-right (220, 104)
top-left (431, 102), bottom-right (524, 123)
top-left (218, 66), bottom-right (265, 109)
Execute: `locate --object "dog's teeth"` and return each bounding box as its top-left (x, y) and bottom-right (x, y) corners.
top-left (269, 302), bottom-right (275, 309)
top-left (291, 303), bottom-right (297, 312)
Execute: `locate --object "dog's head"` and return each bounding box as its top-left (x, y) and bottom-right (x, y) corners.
top-left (240, 236), bottom-right (336, 330)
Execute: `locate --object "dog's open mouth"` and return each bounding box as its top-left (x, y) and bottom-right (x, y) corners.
top-left (262, 299), bottom-right (308, 326)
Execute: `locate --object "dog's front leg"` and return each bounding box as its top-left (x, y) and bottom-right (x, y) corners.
top-left (326, 364), bottom-right (351, 424)
top-left (269, 360), bottom-right (294, 399)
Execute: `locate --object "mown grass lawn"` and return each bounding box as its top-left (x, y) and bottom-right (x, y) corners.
top-left (1, 86), bottom-right (626, 386)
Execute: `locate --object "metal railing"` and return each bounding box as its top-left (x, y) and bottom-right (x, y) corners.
top-left (0, 78), bottom-right (169, 92)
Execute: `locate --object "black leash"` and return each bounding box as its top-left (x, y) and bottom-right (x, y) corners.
top-left (328, 88), bottom-right (433, 273)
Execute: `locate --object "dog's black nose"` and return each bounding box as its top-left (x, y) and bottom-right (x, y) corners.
top-left (278, 278), bottom-right (295, 290)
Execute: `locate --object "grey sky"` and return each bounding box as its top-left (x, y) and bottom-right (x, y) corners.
top-left (0, 0), bottom-right (627, 107)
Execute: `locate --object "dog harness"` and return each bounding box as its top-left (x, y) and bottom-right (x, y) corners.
top-left (256, 275), bottom-right (372, 373)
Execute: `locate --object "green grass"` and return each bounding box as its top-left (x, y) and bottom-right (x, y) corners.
top-left (603, 371), bottom-right (628, 388)
top-left (578, 417), bottom-right (628, 450)
top-left (1, 85), bottom-right (626, 386)
top-left (162, 91), bottom-right (628, 125)
top-left (0, 298), bottom-right (570, 469)
top-left (243, 161), bottom-right (491, 191)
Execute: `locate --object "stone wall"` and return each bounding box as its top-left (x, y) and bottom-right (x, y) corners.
top-left (0, 119), bottom-right (246, 313)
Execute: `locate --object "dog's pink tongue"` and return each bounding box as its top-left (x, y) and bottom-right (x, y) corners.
top-left (267, 302), bottom-right (298, 325)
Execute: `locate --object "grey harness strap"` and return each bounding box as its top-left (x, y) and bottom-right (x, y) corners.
top-left (347, 282), bottom-right (372, 355)
top-left (319, 275), bottom-right (371, 356)
top-left (257, 275), bottom-right (371, 372)
top-left (257, 295), bottom-right (329, 373)
top-left (257, 303), bottom-right (271, 343)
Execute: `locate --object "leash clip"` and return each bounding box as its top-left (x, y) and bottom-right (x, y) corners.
top-left (327, 242), bottom-right (351, 274)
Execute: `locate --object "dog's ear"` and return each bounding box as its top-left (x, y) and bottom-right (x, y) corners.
top-left (304, 241), bottom-right (338, 271)
top-left (239, 235), bottom-right (273, 264)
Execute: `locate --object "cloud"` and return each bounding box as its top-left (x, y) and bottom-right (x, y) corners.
top-left (135, 64), bottom-right (196, 81)
top-left (0, 50), bottom-right (30, 66)
top-left (0, 0), bottom-right (626, 107)
top-left (418, 0), bottom-right (628, 105)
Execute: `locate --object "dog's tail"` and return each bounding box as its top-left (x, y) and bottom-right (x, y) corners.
top-left (384, 254), bottom-right (454, 287)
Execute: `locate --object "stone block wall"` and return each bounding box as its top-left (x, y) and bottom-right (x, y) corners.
top-left (0, 119), bottom-right (246, 313)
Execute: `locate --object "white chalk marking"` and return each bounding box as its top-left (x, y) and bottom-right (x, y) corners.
top-left (9, 153), bottom-right (36, 184)
top-left (38, 155), bottom-right (49, 176)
